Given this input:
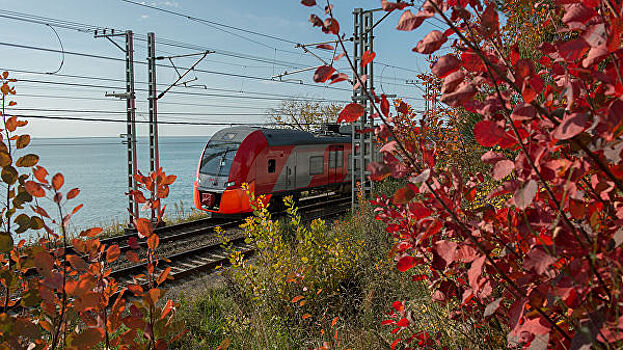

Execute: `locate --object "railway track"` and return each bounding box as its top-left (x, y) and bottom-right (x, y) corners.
top-left (5, 194), bottom-right (351, 309)
top-left (104, 194), bottom-right (352, 294)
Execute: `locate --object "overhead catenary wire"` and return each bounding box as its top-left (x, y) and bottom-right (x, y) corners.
top-left (0, 7), bottom-right (426, 75)
top-left (11, 113), bottom-right (340, 127)
top-left (0, 41), bottom-right (358, 94)
top-left (14, 78), bottom-right (359, 103)
top-left (14, 93), bottom-right (284, 110)
top-left (7, 107), bottom-right (279, 116)
top-left (119, 0), bottom-right (299, 45)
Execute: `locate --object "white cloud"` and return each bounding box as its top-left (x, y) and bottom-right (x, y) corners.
top-left (141, 14), bottom-right (150, 19)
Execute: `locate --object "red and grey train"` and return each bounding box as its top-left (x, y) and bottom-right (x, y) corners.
top-left (193, 126), bottom-right (352, 215)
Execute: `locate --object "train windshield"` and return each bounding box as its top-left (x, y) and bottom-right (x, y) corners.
top-left (199, 141), bottom-right (239, 176)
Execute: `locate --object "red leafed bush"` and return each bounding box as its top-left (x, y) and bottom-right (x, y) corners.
top-left (304, 1), bottom-right (623, 348)
top-left (0, 73), bottom-right (184, 349)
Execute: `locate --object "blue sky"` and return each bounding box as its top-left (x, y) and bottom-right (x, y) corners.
top-left (0, 0), bottom-right (439, 138)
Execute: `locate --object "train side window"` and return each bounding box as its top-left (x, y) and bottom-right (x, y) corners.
top-left (268, 159), bottom-right (276, 173)
top-left (337, 151), bottom-right (344, 168)
top-left (310, 156), bottom-right (324, 175)
top-left (347, 154), bottom-right (352, 171)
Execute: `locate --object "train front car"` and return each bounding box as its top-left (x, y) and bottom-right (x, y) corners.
top-left (194, 126), bottom-right (352, 215)
top-left (194, 127), bottom-right (264, 215)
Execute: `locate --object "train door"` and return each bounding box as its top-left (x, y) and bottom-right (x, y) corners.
top-left (285, 153), bottom-right (297, 191)
top-left (328, 145), bottom-right (344, 184)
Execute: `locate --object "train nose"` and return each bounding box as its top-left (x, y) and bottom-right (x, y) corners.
top-left (201, 192), bottom-right (216, 207)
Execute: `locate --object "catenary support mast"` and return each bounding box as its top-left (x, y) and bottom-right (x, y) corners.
top-left (351, 8), bottom-right (375, 209)
top-left (147, 32), bottom-right (160, 223)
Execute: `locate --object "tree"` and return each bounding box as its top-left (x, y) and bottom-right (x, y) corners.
top-left (303, 0), bottom-right (623, 348)
top-left (268, 99), bottom-right (342, 131)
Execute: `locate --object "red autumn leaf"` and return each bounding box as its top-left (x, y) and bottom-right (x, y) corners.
top-left (67, 254), bottom-right (88, 271)
top-left (480, 3), bottom-right (499, 38)
top-left (522, 80), bottom-right (537, 103)
top-left (25, 181), bottom-right (45, 198)
top-left (562, 3), bottom-right (596, 25)
top-left (52, 173), bottom-right (64, 190)
top-left (316, 44), bottom-right (334, 50)
top-left (392, 300), bottom-right (404, 312)
top-left (157, 266), bottom-right (171, 285)
top-left (361, 50), bottom-right (376, 67)
top-left (313, 65), bottom-right (336, 83)
top-left (323, 18), bottom-right (339, 34)
top-left (514, 179), bottom-right (537, 210)
top-left (380, 94), bottom-right (390, 116)
top-left (382, 0), bottom-right (409, 11)
top-left (66, 187), bottom-right (80, 200)
top-left (569, 199), bottom-right (586, 219)
top-left (393, 187), bottom-right (415, 205)
top-left (72, 328), bottom-right (104, 349)
top-left (33, 166), bottom-right (48, 183)
top-left (163, 174), bottom-right (177, 185)
top-left (147, 233), bottom-right (159, 250)
top-left (467, 255), bottom-right (485, 291)
top-left (309, 14), bottom-right (323, 27)
top-left (106, 245), bottom-right (121, 263)
top-left (33, 205), bottom-right (50, 218)
top-left (461, 50), bottom-right (486, 72)
top-left (329, 72), bottom-right (348, 84)
top-left (127, 284), bottom-right (144, 296)
top-left (435, 240), bottom-right (458, 266)
top-left (337, 103), bottom-right (364, 123)
top-left (523, 246), bottom-right (556, 275)
top-left (396, 318), bottom-right (410, 327)
top-left (582, 23), bottom-right (607, 48)
top-left (413, 30), bottom-right (447, 54)
top-left (126, 250), bottom-right (139, 263)
top-left (333, 52), bottom-right (345, 61)
top-left (161, 299), bottom-right (175, 320)
top-left (473, 120), bottom-right (506, 147)
top-left (558, 38), bottom-right (589, 62)
top-left (431, 54), bottom-right (460, 78)
top-left (440, 83), bottom-right (477, 107)
top-left (396, 10), bottom-right (430, 31)
top-left (291, 295), bottom-right (304, 303)
top-left (483, 298), bottom-right (503, 317)
top-left (128, 236), bottom-right (140, 249)
top-left (441, 70), bottom-right (465, 94)
top-left (81, 227), bottom-right (102, 238)
top-left (134, 218), bottom-right (153, 238)
top-left (352, 75), bottom-right (370, 93)
top-left (397, 101), bottom-right (409, 114)
top-left (301, 0), bottom-right (316, 6)
top-left (492, 159), bottom-right (514, 180)
top-left (71, 203), bottom-right (83, 215)
top-left (397, 256), bottom-right (417, 272)
top-left (583, 44), bottom-right (609, 67)
top-left (552, 113), bottom-right (587, 140)
top-left (511, 103), bottom-right (536, 121)
top-left (367, 162), bottom-right (391, 181)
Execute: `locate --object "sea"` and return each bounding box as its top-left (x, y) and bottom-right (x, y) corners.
top-left (20, 136), bottom-right (209, 236)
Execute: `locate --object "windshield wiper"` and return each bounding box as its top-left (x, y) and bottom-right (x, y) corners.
top-left (213, 148), bottom-right (229, 185)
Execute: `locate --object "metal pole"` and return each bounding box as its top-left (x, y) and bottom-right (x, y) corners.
top-left (351, 8), bottom-right (374, 210)
top-left (125, 30), bottom-right (139, 224)
top-left (147, 32), bottom-right (160, 222)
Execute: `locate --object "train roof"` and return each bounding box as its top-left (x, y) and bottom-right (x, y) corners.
top-left (211, 126), bottom-right (350, 146)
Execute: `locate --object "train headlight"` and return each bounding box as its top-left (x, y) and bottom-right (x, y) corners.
top-left (225, 181), bottom-right (236, 187)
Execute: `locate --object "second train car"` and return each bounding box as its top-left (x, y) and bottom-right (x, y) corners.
top-left (193, 126), bottom-right (352, 215)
